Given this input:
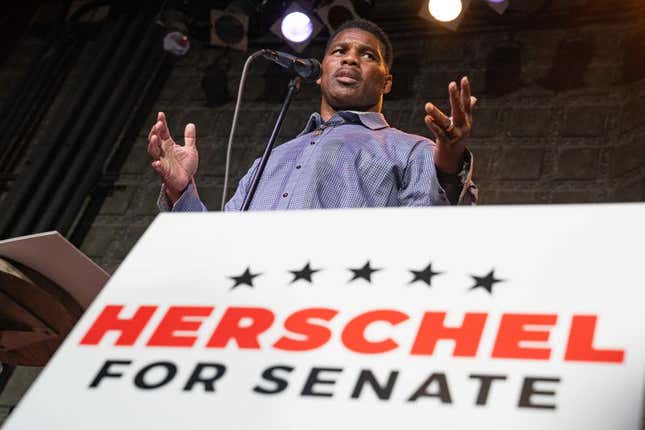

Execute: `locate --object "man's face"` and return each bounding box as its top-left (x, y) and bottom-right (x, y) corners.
top-left (318, 28), bottom-right (392, 112)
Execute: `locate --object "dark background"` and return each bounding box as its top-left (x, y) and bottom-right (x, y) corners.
top-left (0, 0), bottom-right (644, 420)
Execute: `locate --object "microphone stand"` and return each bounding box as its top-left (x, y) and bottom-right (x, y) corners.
top-left (240, 75), bottom-right (303, 211)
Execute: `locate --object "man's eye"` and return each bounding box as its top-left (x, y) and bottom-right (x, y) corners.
top-left (363, 53), bottom-right (375, 60)
top-left (332, 48), bottom-right (344, 54)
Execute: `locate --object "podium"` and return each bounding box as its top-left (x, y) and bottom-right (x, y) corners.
top-left (2, 205), bottom-right (645, 429)
top-left (0, 232), bottom-right (108, 367)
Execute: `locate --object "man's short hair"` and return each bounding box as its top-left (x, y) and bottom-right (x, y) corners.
top-left (325, 19), bottom-right (393, 71)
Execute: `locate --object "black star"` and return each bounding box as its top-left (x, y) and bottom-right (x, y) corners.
top-left (469, 269), bottom-right (504, 294)
top-left (348, 260), bottom-right (381, 283)
top-left (229, 267), bottom-right (261, 290)
top-left (289, 262), bottom-right (321, 284)
top-left (409, 263), bottom-right (442, 286)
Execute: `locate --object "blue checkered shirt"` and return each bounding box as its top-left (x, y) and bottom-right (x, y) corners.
top-left (160, 111), bottom-right (477, 212)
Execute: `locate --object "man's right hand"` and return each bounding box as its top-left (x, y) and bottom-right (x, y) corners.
top-left (147, 112), bottom-right (198, 204)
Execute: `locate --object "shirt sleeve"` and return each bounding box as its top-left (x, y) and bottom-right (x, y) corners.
top-left (223, 159), bottom-right (260, 212)
top-left (399, 140), bottom-right (478, 207)
top-left (436, 149), bottom-right (479, 205)
top-left (458, 150), bottom-right (478, 205)
top-left (398, 140), bottom-right (451, 206)
top-left (156, 180), bottom-right (208, 212)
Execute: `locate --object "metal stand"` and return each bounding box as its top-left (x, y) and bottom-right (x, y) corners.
top-left (240, 76), bottom-right (303, 211)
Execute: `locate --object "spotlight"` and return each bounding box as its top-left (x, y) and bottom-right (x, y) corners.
top-left (485, 0), bottom-right (509, 15)
top-left (270, 3), bottom-right (323, 53)
top-left (282, 11), bottom-right (313, 42)
top-left (163, 31), bottom-right (190, 56)
top-left (418, 0), bottom-right (471, 31)
top-left (315, 0), bottom-right (359, 34)
top-left (429, 0), bottom-right (462, 22)
top-left (158, 9), bottom-right (191, 56)
top-left (210, 8), bottom-right (249, 51)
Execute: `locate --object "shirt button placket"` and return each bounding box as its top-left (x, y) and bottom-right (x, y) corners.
top-left (280, 127), bottom-right (321, 209)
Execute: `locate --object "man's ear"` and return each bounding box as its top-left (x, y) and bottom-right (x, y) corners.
top-left (383, 74), bottom-right (393, 95)
top-left (316, 77), bottom-right (321, 85)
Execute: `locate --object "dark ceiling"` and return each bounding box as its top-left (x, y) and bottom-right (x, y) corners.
top-left (1, 0), bottom-right (643, 67)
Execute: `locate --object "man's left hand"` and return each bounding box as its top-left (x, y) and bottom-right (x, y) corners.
top-left (424, 76), bottom-right (477, 174)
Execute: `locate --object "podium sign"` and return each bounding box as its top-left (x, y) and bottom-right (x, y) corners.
top-left (5, 205), bottom-right (645, 429)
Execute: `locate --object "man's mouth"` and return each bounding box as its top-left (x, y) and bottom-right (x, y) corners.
top-left (335, 69), bottom-right (361, 85)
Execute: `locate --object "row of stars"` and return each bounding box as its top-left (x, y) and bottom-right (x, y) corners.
top-left (229, 261), bottom-right (505, 294)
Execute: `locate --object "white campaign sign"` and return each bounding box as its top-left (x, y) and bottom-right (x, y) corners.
top-left (5, 204), bottom-right (645, 430)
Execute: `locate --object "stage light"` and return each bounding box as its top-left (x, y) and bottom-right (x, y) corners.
top-left (428, 0), bottom-right (463, 22)
top-left (270, 3), bottom-right (323, 53)
top-left (485, 0), bottom-right (509, 15)
top-left (418, 0), bottom-right (471, 31)
top-left (281, 11), bottom-right (313, 42)
top-left (163, 31), bottom-right (190, 56)
top-left (210, 8), bottom-right (249, 51)
top-left (315, 0), bottom-right (359, 34)
top-left (158, 9), bottom-right (191, 56)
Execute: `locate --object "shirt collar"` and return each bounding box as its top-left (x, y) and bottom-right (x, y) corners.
top-left (300, 111), bottom-right (390, 135)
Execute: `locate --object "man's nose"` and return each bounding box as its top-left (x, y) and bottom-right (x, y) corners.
top-left (341, 50), bottom-right (359, 66)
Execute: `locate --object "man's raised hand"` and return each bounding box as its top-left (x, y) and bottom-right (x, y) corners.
top-left (424, 76), bottom-right (477, 173)
top-left (147, 112), bottom-right (199, 203)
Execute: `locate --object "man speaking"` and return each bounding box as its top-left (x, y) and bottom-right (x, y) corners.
top-left (147, 19), bottom-right (478, 211)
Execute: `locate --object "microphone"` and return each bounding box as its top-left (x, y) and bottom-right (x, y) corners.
top-left (261, 49), bottom-right (321, 83)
